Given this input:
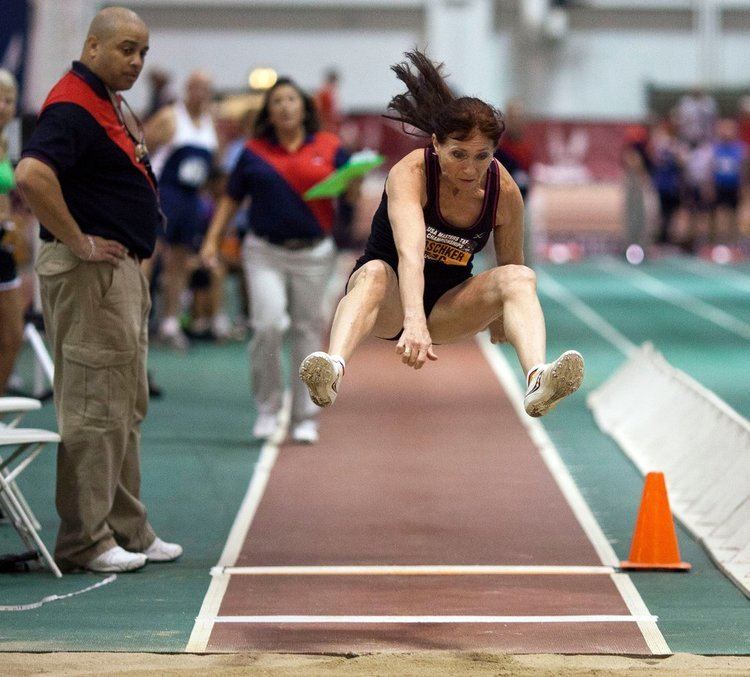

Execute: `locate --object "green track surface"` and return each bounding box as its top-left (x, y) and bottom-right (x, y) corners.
top-left (0, 341), bottom-right (262, 651)
top-left (1, 256), bottom-right (748, 653)
top-left (501, 257), bottom-right (750, 654)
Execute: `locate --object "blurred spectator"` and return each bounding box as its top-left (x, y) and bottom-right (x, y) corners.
top-left (676, 86), bottom-right (717, 146)
top-left (494, 99), bottom-right (534, 200)
top-left (315, 68), bottom-right (342, 133)
top-left (738, 96), bottom-right (750, 149)
top-left (221, 107), bottom-right (257, 174)
top-left (201, 77), bottom-right (352, 444)
top-left (711, 118), bottom-right (747, 247)
top-left (649, 114), bottom-right (686, 246)
top-left (188, 166), bottom-right (233, 340)
top-left (682, 139), bottom-right (715, 252)
top-left (621, 125), bottom-right (653, 254)
top-left (494, 98), bottom-right (536, 263)
top-left (145, 70), bottom-right (218, 349)
top-left (218, 106), bottom-right (258, 328)
top-left (0, 69), bottom-right (23, 394)
top-left (143, 67), bottom-right (175, 121)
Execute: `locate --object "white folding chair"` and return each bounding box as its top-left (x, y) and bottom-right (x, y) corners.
top-left (0, 396), bottom-right (42, 428)
top-left (0, 396), bottom-right (44, 530)
top-left (0, 426), bottom-right (62, 577)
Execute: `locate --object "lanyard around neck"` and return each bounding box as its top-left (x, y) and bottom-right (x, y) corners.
top-left (108, 90), bottom-right (149, 163)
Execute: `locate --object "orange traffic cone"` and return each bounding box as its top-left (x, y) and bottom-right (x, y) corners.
top-left (620, 472), bottom-right (691, 571)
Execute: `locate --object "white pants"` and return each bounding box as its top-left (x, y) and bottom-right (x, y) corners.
top-left (242, 233), bottom-right (336, 425)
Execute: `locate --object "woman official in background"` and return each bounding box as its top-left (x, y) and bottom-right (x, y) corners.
top-left (299, 50), bottom-right (584, 418)
top-left (0, 69), bottom-right (23, 394)
top-left (201, 77), bottom-right (350, 444)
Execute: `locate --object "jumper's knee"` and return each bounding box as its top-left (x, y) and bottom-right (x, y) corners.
top-left (349, 260), bottom-right (395, 302)
top-left (488, 264), bottom-right (537, 304)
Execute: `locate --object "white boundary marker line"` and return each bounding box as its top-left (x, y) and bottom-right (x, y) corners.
top-left (537, 271), bottom-right (637, 357)
top-left (611, 574), bottom-right (671, 654)
top-left (667, 256), bottom-right (750, 295)
top-left (209, 614), bottom-right (657, 625)
top-left (188, 279), bottom-right (667, 650)
top-left (536, 270), bottom-right (679, 654)
top-left (475, 333), bottom-right (670, 654)
top-left (598, 259), bottom-right (750, 341)
top-left (475, 333), bottom-right (619, 567)
top-left (185, 397), bottom-right (290, 653)
top-left (213, 565), bottom-right (615, 576)
top-left (185, 571), bottom-right (230, 650)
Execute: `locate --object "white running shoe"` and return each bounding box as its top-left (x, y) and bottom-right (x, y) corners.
top-left (291, 419), bottom-right (319, 444)
top-left (159, 316), bottom-right (189, 351)
top-left (252, 413), bottom-right (278, 439)
top-left (523, 350), bottom-right (584, 418)
top-left (143, 537), bottom-right (183, 562)
top-left (211, 313), bottom-right (233, 340)
top-left (299, 352), bottom-right (344, 408)
top-left (86, 545), bottom-right (147, 573)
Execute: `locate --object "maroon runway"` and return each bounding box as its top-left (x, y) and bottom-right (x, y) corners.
top-left (205, 340), bottom-right (651, 653)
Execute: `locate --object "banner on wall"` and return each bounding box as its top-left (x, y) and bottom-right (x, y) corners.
top-left (345, 114), bottom-right (635, 182)
top-left (1, 0), bottom-right (32, 109)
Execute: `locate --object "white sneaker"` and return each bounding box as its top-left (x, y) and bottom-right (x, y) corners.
top-left (143, 537), bottom-right (183, 562)
top-left (211, 313), bottom-right (232, 340)
top-left (86, 545), bottom-right (147, 573)
top-left (299, 352), bottom-right (344, 408)
top-left (291, 419), bottom-right (319, 444)
top-left (524, 350), bottom-right (584, 418)
top-left (159, 317), bottom-right (189, 351)
top-left (252, 413), bottom-right (278, 439)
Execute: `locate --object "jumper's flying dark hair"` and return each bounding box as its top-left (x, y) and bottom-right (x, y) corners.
top-left (385, 49), bottom-right (505, 145)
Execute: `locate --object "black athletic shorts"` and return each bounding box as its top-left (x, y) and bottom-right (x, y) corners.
top-left (348, 255), bottom-right (471, 341)
top-left (0, 226), bottom-right (19, 290)
top-left (715, 186), bottom-right (740, 209)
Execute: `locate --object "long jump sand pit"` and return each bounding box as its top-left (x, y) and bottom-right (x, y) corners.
top-left (3, 652), bottom-right (750, 675)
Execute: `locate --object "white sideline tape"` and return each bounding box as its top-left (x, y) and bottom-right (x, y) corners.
top-left (589, 343), bottom-right (750, 599)
top-left (212, 565), bottom-right (616, 576)
top-left (475, 334), bottom-right (620, 568)
top-left (667, 257), bottom-right (750, 294)
top-left (598, 259), bottom-right (750, 341)
top-left (610, 573), bottom-right (671, 654)
top-left (204, 614), bottom-right (658, 625)
top-left (0, 574), bottom-right (116, 612)
top-left (543, 263), bottom-right (750, 601)
top-left (185, 396), bottom-right (290, 653)
top-left (483, 282), bottom-right (670, 654)
top-left (537, 271), bottom-right (637, 357)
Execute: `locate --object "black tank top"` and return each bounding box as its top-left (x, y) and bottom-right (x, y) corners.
top-left (362, 146), bottom-right (500, 277)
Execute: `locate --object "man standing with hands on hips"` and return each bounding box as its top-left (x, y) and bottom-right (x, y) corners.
top-left (15, 7), bottom-right (182, 573)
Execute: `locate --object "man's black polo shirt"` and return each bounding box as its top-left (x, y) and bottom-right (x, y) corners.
top-left (22, 61), bottom-right (161, 258)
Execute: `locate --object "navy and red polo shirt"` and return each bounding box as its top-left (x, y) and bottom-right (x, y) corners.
top-left (22, 61), bottom-right (162, 258)
top-left (226, 132), bottom-right (349, 242)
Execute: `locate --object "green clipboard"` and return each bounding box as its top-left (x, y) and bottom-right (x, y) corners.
top-left (303, 151), bottom-right (385, 200)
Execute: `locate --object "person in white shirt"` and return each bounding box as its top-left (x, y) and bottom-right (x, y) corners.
top-left (145, 71), bottom-right (218, 348)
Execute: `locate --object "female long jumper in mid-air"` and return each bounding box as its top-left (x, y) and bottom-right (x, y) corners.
top-left (300, 50), bottom-right (583, 417)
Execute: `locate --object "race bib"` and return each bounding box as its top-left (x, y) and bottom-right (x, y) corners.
top-left (424, 225), bottom-right (474, 266)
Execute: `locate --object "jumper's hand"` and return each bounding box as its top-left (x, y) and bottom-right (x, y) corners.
top-left (72, 234), bottom-right (128, 265)
top-left (396, 319), bottom-right (438, 370)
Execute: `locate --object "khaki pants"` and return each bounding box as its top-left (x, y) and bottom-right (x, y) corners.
top-left (36, 241), bottom-right (155, 570)
top-left (242, 234), bottom-right (336, 425)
